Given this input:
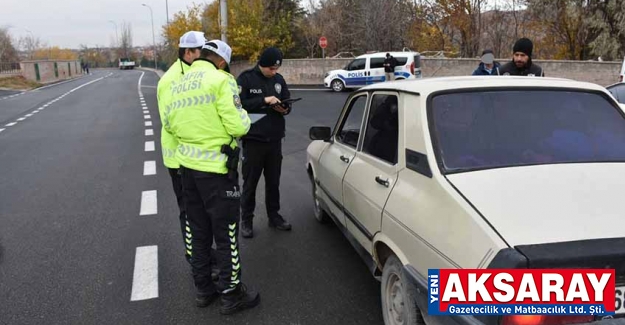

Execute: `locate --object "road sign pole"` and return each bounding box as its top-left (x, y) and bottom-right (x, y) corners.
top-left (319, 36), bottom-right (327, 59)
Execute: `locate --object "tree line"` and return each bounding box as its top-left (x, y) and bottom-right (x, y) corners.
top-left (160, 0), bottom-right (625, 66)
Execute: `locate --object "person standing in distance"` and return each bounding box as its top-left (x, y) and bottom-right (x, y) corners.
top-left (498, 38), bottom-right (545, 77)
top-left (164, 40), bottom-right (260, 314)
top-left (156, 30), bottom-right (205, 266)
top-left (237, 47), bottom-right (292, 239)
top-left (383, 53), bottom-right (398, 81)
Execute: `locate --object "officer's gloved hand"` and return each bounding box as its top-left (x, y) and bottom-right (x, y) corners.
top-left (282, 102), bottom-right (292, 116)
top-left (272, 103), bottom-right (289, 115)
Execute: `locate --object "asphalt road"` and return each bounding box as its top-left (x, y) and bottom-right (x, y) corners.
top-left (0, 69), bottom-right (384, 325)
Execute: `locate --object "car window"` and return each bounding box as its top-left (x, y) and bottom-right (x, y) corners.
top-left (607, 84), bottom-right (625, 104)
top-left (414, 55), bottom-right (421, 68)
top-left (362, 94), bottom-right (399, 164)
top-left (370, 58), bottom-right (385, 69)
top-left (395, 57), bottom-right (408, 65)
top-left (347, 59), bottom-right (366, 71)
top-left (336, 95), bottom-right (368, 148)
top-left (430, 90), bottom-right (625, 173)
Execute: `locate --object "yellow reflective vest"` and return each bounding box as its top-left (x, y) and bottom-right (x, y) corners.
top-left (157, 59), bottom-right (190, 169)
top-left (164, 59), bottom-right (251, 174)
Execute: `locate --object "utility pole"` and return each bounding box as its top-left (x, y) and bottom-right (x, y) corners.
top-left (220, 0), bottom-right (228, 43)
top-left (143, 4), bottom-right (158, 70)
top-left (166, 0), bottom-right (170, 25)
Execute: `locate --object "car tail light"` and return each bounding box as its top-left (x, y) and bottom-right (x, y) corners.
top-left (410, 62), bottom-right (415, 75)
top-left (620, 75), bottom-right (623, 82)
top-left (502, 315), bottom-right (594, 325)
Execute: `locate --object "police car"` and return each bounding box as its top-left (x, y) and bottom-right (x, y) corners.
top-left (323, 51), bottom-right (422, 92)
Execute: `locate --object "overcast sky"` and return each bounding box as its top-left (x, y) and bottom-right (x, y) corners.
top-left (1, 0), bottom-right (207, 49)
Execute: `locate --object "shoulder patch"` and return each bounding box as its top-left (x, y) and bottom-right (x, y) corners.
top-left (233, 94), bottom-right (242, 109)
top-left (275, 83), bottom-right (282, 94)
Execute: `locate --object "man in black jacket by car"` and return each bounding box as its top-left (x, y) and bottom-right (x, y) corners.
top-left (498, 38), bottom-right (545, 77)
top-left (237, 47), bottom-right (292, 239)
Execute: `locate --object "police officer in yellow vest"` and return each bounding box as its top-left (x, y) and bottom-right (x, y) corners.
top-left (157, 31), bottom-right (205, 265)
top-left (163, 39), bottom-right (260, 314)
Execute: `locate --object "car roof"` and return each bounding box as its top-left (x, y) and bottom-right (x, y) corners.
top-left (358, 76), bottom-right (610, 95)
top-left (356, 51), bottom-right (418, 59)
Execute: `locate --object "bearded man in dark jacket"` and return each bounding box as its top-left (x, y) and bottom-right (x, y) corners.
top-left (498, 38), bottom-right (545, 77)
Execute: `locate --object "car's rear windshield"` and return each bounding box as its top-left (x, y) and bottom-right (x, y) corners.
top-left (429, 89), bottom-right (625, 173)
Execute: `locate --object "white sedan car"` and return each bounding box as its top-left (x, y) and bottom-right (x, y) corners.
top-left (306, 76), bottom-right (625, 325)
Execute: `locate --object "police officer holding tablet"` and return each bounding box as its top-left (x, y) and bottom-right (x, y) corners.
top-left (237, 47), bottom-right (293, 239)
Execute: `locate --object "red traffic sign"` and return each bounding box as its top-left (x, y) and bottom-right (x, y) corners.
top-left (319, 36), bottom-right (328, 49)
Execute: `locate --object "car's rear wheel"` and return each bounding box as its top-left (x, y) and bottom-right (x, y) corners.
top-left (311, 179), bottom-right (329, 223)
top-left (381, 255), bottom-right (426, 325)
top-left (331, 79), bottom-right (345, 92)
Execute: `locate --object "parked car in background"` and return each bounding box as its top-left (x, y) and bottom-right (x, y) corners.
top-left (119, 58), bottom-right (135, 70)
top-left (307, 76), bottom-right (625, 325)
top-left (324, 51), bottom-right (422, 92)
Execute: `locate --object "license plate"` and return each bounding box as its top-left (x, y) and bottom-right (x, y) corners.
top-left (617, 286), bottom-right (625, 314)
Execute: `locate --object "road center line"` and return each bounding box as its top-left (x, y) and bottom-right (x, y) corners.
top-left (130, 245), bottom-right (159, 301)
top-left (145, 129), bottom-right (153, 136)
top-left (145, 141), bottom-right (155, 151)
top-left (145, 121), bottom-right (152, 126)
top-left (143, 161), bottom-right (156, 176)
top-left (139, 190), bottom-right (158, 215)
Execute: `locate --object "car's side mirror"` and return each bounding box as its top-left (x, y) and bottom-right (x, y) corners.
top-left (310, 126), bottom-right (332, 142)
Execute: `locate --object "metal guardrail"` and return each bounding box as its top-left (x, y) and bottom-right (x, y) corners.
top-left (0, 62), bottom-right (21, 74)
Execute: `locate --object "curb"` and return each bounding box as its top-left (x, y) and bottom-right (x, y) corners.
top-left (138, 67), bottom-right (164, 78)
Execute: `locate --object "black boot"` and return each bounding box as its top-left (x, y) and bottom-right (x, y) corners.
top-left (220, 284), bottom-right (260, 315)
top-left (241, 220), bottom-right (253, 238)
top-left (268, 214), bottom-right (292, 231)
top-left (196, 291), bottom-right (219, 308)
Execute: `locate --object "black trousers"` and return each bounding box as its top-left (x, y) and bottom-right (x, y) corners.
top-left (180, 166), bottom-right (242, 294)
top-left (241, 140), bottom-right (283, 222)
top-left (167, 168), bottom-right (192, 263)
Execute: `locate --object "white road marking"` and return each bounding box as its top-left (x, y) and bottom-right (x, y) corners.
top-left (143, 161), bottom-right (156, 176)
top-left (138, 72), bottom-right (145, 97)
top-left (130, 245), bottom-right (159, 301)
top-left (17, 117), bottom-right (26, 121)
top-left (144, 115), bottom-right (150, 120)
top-left (140, 190), bottom-right (158, 215)
top-left (145, 129), bottom-right (153, 136)
top-left (145, 121), bottom-right (152, 127)
top-left (26, 114), bottom-right (33, 117)
top-left (145, 141), bottom-right (155, 151)
top-left (143, 110), bottom-right (149, 114)
top-left (0, 128), bottom-right (4, 133)
top-left (5, 122), bottom-right (17, 127)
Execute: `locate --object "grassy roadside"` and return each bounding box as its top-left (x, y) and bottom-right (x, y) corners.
top-left (0, 76), bottom-right (42, 91)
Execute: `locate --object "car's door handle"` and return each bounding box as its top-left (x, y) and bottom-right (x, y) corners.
top-left (340, 155), bottom-right (350, 163)
top-left (375, 176), bottom-right (389, 187)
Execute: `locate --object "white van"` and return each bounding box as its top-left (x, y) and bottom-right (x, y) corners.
top-left (323, 51), bottom-right (422, 92)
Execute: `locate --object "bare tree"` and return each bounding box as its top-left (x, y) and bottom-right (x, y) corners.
top-left (18, 34), bottom-right (41, 60)
top-left (0, 27), bottom-right (19, 62)
top-left (298, 0), bottom-right (323, 58)
top-left (120, 21), bottom-right (133, 58)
